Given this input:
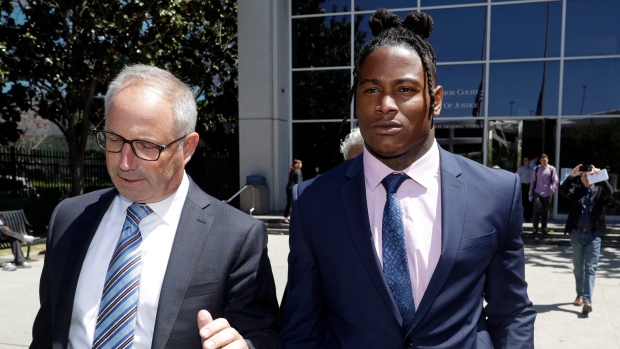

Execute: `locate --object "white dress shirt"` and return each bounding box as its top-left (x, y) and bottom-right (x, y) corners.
top-left (363, 140), bottom-right (442, 310)
top-left (68, 173), bottom-right (190, 349)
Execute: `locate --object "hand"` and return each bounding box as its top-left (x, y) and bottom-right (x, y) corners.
top-left (550, 190), bottom-right (555, 197)
top-left (197, 310), bottom-right (248, 349)
top-left (2, 226), bottom-right (9, 233)
top-left (570, 164), bottom-right (582, 177)
top-left (528, 196), bottom-right (532, 202)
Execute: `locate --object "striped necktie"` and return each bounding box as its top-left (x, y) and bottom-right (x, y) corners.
top-left (92, 203), bottom-right (153, 349)
top-left (381, 173), bottom-right (415, 330)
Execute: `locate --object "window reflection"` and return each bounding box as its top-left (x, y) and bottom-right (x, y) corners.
top-left (489, 61), bottom-right (559, 116)
top-left (292, 0), bottom-right (352, 15)
top-left (562, 59), bottom-right (620, 116)
top-left (426, 7), bottom-right (486, 63)
top-left (355, 0), bottom-right (415, 12)
top-left (435, 120), bottom-right (484, 163)
top-left (423, 0), bottom-right (485, 5)
top-left (559, 117), bottom-right (620, 214)
top-left (293, 15), bottom-right (352, 68)
top-left (520, 119), bottom-right (556, 171)
top-left (566, 0), bottom-right (620, 56)
top-left (293, 70), bottom-right (350, 120)
top-left (491, 2), bottom-right (562, 60)
top-left (293, 122), bottom-right (348, 178)
top-left (354, 13), bottom-right (372, 57)
top-left (436, 64), bottom-right (485, 118)
top-left (488, 120), bottom-right (521, 171)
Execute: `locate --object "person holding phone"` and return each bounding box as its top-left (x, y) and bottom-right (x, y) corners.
top-left (559, 164), bottom-right (612, 315)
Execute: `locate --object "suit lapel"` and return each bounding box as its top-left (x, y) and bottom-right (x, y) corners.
top-left (151, 180), bottom-right (214, 349)
top-left (55, 189), bottom-right (117, 345)
top-left (408, 148), bottom-right (467, 332)
top-left (340, 156), bottom-right (403, 326)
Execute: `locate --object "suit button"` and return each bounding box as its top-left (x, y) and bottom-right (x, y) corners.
top-left (403, 338), bottom-right (413, 347)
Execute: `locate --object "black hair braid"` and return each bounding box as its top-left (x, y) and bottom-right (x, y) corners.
top-left (346, 9), bottom-right (438, 130)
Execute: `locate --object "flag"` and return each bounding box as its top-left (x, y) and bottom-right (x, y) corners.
top-left (472, 80), bottom-right (483, 117)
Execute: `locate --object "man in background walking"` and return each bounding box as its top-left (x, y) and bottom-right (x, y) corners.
top-left (529, 153), bottom-right (558, 235)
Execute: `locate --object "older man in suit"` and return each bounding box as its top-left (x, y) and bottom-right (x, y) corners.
top-left (31, 64), bottom-right (280, 349)
top-left (280, 9), bottom-right (535, 349)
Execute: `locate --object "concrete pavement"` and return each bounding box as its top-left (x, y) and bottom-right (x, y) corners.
top-left (1, 235), bottom-right (619, 348)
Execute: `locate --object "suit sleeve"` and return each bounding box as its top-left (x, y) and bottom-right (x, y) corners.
top-left (484, 174), bottom-right (537, 348)
top-left (279, 184), bottom-right (328, 348)
top-left (30, 204), bottom-right (60, 348)
top-left (225, 219), bottom-right (281, 349)
top-left (600, 180), bottom-right (613, 199)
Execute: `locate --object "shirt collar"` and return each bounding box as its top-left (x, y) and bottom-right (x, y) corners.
top-left (363, 139), bottom-right (440, 191)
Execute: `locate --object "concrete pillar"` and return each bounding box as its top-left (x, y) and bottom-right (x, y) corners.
top-left (238, 0), bottom-right (290, 214)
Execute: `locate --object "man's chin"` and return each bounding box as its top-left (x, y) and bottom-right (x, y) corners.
top-left (113, 180), bottom-right (148, 202)
top-left (365, 145), bottom-right (406, 160)
top-left (117, 189), bottom-right (147, 203)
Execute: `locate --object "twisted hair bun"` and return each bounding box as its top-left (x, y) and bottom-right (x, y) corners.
top-left (368, 8), bottom-right (434, 39)
top-left (368, 8), bottom-right (401, 37)
top-left (403, 12), bottom-right (434, 39)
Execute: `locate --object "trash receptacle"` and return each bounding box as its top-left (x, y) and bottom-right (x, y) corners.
top-left (240, 175), bottom-right (269, 215)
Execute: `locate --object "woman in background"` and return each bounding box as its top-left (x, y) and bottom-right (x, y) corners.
top-left (283, 159), bottom-right (303, 222)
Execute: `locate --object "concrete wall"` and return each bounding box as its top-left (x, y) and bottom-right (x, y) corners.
top-left (238, 0), bottom-right (290, 214)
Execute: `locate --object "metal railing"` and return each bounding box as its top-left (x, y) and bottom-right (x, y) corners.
top-left (223, 185), bottom-right (254, 214)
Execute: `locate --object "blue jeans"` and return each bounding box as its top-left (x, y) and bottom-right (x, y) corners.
top-left (571, 231), bottom-right (601, 303)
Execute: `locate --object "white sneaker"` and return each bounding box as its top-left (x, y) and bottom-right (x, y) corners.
top-left (2, 262), bottom-right (17, 271)
top-left (23, 235), bottom-right (35, 243)
top-left (15, 261), bottom-right (31, 269)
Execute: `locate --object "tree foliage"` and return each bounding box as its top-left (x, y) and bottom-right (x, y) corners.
top-left (0, 0), bottom-right (238, 196)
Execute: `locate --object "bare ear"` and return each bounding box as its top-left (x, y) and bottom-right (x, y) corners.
top-left (433, 85), bottom-right (443, 116)
top-left (182, 132), bottom-right (200, 166)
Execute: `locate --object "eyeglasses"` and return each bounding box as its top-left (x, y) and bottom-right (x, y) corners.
top-left (92, 119), bottom-right (186, 161)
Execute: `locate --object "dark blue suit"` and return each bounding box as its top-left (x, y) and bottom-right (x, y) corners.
top-left (31, 178), bottom-right (280, 349)
top-left (280, 146), bottom-right (536, 348)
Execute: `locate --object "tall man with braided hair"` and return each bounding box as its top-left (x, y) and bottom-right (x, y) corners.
top-left (280, 8), bottom-right (535, 348)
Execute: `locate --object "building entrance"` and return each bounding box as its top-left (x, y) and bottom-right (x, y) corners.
top-left (488, 119), bottom-right (557, 173)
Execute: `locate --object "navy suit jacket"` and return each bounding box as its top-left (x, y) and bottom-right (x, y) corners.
top-left (280, 146), bottom-right (536, 348)
top-left (31, 178), bottom-right (280, 349)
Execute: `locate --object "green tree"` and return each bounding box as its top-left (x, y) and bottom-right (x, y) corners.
top-left (0, 0), bottom-right (238, 196)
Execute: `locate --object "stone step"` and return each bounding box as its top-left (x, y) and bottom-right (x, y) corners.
top-left (253, 215), bottom-right (289, 235)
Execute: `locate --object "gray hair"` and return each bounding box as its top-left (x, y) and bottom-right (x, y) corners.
top-left (340, 127), bottom-right (364, 160)
top-left (105, 64), bottom-right (197, 145)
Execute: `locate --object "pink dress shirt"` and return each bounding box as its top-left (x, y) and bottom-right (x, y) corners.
top-left (529, 165), bottom-right (558, 198)
top-left (363, 140), bottom-right (442, 310)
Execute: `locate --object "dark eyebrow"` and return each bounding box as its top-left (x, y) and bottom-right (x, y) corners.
top-left (358, 77), bottom-right (420, 86)
top-left (358, 78), bottom-right (380, 86)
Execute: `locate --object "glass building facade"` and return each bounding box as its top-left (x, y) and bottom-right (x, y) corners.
top-left (289, 0), bottom-right (620, 217)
